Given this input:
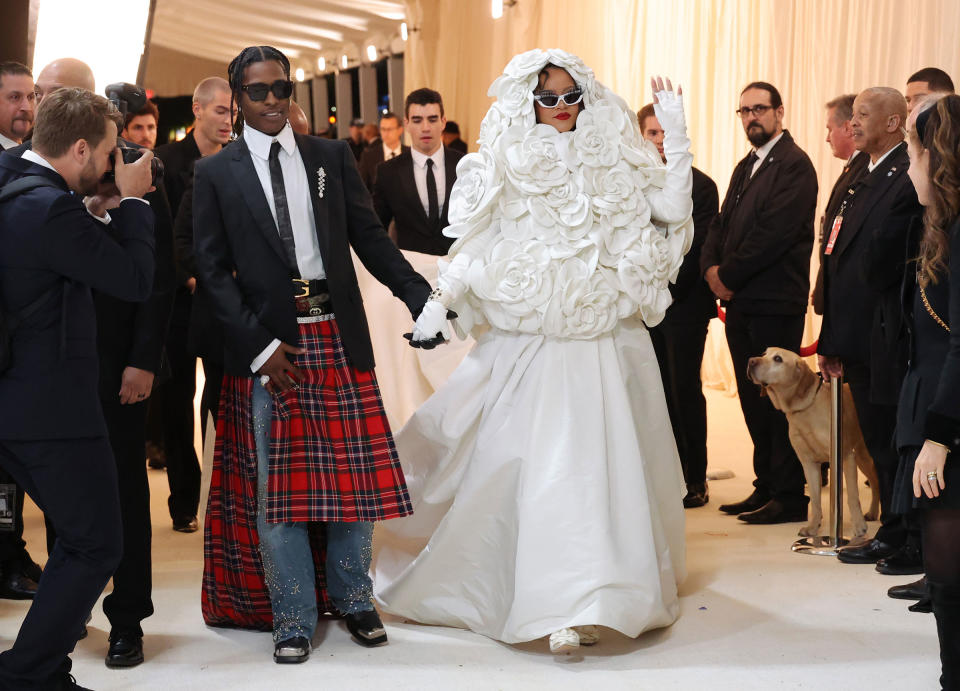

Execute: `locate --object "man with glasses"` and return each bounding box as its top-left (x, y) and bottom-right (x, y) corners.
top-left (701, 81), bottom-right (818, 525)
top-left (359, 112), bottom-right (408, 192)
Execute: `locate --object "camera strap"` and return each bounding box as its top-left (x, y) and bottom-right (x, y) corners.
top-left (0, 175), bottom-right (62, 203)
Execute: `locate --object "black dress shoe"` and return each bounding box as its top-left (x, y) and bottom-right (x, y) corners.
top-left (683, 483), bottom-right (709, 508)
top-left (908, 597), bottom-right (933, 613)
top-left (345, 609), bottom-right (388, 646)
top-left (18, 551), bottom-right (43, 583)
top-left (876, 543), bottom-right (924, 576)
top-left (737, 499), bottom-right (807, 525)
top-left (172, 516), bottom-right (199, 533)
top-left (145, 441), bottom-right (166, 469)
top-left (105, 631), bottom-right (144, 668)
top-left (888, 577), bottom-right (928, 601)
top-left (0, 571), bottom-right (38, 600)
top-left (719, 490), bottom-right (769, 515)
top-left (274, 635), bottom-right (310, 664)
top-left (58, 674), bottom-right (93, 690)
top-left (837, 538), bottom-right (898, 565)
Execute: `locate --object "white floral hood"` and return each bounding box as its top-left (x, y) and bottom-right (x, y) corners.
top-left (441, 48), bottom-right (693, 338)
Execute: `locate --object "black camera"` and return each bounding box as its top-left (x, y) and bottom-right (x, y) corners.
top-left (103, 82), bottom-right (164, 188)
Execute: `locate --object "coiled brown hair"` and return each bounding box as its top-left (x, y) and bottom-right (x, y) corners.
top-left (914, 94), bottom-right (960, 286)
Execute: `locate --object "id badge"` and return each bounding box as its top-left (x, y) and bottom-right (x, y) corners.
top-left (0, 482), bottom-right (16, 532)
top-left (824, 215), bottom-right (843, 255)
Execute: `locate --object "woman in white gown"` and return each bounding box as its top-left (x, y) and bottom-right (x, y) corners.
top-left (374, 48), bottom-right (694, 654)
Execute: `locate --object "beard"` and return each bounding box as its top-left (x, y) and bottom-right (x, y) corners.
top-left (77, 157), bottom-right (103, 197)
top-left (746, 122), bottom-right (773, 148)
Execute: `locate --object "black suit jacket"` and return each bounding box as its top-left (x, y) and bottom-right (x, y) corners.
top-left (897, 217), bottom-right (960, 450)
top-left (447, 137), bottom-right (467, 154)
top-left (358, 141), bottom-right (410, 192)
top-left (372, 147), bottom-right (464, 256)
top-left (155, 131), bottom-right (202, 219)
top-left (0, 152), bottom-right (155, 439)
top-left (659, 167), bottom-right (719, 324)
top-left (6, 142), bottom-right (176, 398)
top-left (193, 134), bottom-right (431, 375)
top-left (700, 130), bottom-right (818, 315)
top-left (812, 151), bottom-right (870, 314)
top-left (818, 144), bottom-right (920, 397)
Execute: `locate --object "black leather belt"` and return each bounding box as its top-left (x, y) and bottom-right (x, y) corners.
top-left (293, 278), bottom-right (334, 318)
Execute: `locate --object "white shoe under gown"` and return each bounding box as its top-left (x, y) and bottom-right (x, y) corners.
top-left (373, 317), bottom-right (687, 644)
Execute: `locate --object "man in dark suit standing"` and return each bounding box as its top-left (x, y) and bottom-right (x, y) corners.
top-left (812, 94), bottom-right (869, 315)
top-left (0, 61), bottom-right (43, 601)
top-left (0, 87), bottom-right (156, 691)
top-left (701, 81), bottom-right (818, 525)
top-left (373, 88), bottom-right (463, 256)
top-left (153, 76), bottom-right (234, 535)
top-left (639, 102), bottom-right (719, 508)
top-left (358, 112), bottom-right (407, 192)
top-left (441, 121), bottom-right (468, 154)
top-left (818, 88), bottom-right (924, 575)
top-left (194, 46), bottom-right (433, 664)
top-left (343, 118), bottom-right (366, 160)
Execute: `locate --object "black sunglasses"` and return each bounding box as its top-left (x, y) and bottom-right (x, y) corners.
top-left (533, 87), bottom-right (584, 108)
top-left (241, 79), bottom-right (294, 101)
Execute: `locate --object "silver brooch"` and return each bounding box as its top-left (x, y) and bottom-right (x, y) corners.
top-left (317, 167), bottom-right (326, 199)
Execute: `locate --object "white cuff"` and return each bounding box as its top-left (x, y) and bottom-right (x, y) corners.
top-left (121, 197), bottom-right (151, 205)
top-left (250, 339), bottom-right (281, 373)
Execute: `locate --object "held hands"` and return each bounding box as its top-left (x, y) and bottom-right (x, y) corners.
top-left (114, 148), bottom-right (156, 199)
top-left (119, 366), bottom-right (155, 404)
top-left (258, 342), bottom-right (306, 393)
top-left (705, 265), bottom-right (733, 301)
top-left (404, 300), bottom-right (456, 349)
top-left (913, 440), bottom-right (949, 499)
top-left (650, 76), bottom-right (686, 135)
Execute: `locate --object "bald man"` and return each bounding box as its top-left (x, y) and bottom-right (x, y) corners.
top-left (34, 57), bottom-right (95, 102)
top-left (817, 88), bottom-right (924, 573)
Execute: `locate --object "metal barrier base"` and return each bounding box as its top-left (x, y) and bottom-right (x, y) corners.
top-left (791, 536), bottom-right (850, 556)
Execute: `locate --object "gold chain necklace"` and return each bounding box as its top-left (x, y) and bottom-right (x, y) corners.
top-left (919, 279), bottom-right (950, 333)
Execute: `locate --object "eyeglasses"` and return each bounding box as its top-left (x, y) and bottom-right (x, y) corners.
top-left (736, 104), bottom-right (773, 119)
top-left (533, 87), bottom-right (584, 109)
top-left (240, 80), bottom-right (294, 102)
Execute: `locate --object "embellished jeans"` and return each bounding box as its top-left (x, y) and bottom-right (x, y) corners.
top-left (253, 379), bottom-right (375, 642)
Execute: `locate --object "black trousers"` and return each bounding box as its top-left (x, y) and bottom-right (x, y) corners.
top-left (724, 305), bottom-right (808, 506)
top-left (0, 438), bottom-right (122, 689)
top-left (843, 362), bottom-right (906, 546)
top-left (162, 291), bottom-right (202, 521)
top-left (44, 399), bottom-right (153, 636)
top-left (650, 317), bottom-right (710, 485)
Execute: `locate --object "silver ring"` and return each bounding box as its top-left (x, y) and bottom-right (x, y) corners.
top-left (927, 471), bottom-right (939, 479)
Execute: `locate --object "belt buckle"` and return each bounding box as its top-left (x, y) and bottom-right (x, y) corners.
top-left (293, 279), bottom-right (310, 298)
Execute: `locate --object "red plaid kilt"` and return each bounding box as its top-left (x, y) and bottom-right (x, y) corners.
top-left (202, 318), bottom-right (412, 629)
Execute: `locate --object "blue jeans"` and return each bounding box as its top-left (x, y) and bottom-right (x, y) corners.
top-left (253, 380), bottom-right (374, 642)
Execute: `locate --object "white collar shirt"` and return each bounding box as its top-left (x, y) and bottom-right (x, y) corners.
top-left (410, 146), bottom-right (446, 215)
top-left (751, 131), bottom-right (785, 177)
top-left (382, 142), bottom-right (402, 161)
top-left (867, 142), bottom-right (901, 173)
top-left (0, 132), bottom-right (19, 150)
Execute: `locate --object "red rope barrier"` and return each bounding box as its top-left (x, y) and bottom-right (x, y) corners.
top-left (716, 304), bottom-right (819, 357)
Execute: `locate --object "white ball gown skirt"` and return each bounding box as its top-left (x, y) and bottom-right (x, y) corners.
top-left (373, 316), bottom-right (687, 644)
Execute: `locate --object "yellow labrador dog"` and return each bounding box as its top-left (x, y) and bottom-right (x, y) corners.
top-left (746, 347), bottom-right (880, 538)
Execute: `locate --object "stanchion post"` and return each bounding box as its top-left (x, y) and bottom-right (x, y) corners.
top-left (792, 374), bottom-right (849, 556)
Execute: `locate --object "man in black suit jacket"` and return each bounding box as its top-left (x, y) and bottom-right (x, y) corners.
top-left (442, 121), bottom-right (468, 154)
top-left (701, 82), bottom-right (818, 525)
top-left (343, 118), bottom-right (366, 160)
top-left (639, 103), bottom-right (720, 509)
top-left (194, 47), bottom-right (431, 664)
top-left (373, 88), bottom-right (464, 256)
top-left (813, 94), bottom-right (870, 315)
top-left (358, 112), bottom-right (408, 192)
top-left (0, 88), bottom-right (155, 690)
top-left (153, 76), bottom-right (234, 534)
top-left (818, 88), bottom-right (924, 573)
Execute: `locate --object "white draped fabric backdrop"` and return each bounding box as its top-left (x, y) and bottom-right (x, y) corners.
top-left (402, 0), bottom-right (960, 392)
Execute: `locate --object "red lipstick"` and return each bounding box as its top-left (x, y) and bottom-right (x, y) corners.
top-left (555, 113), bottom-right (571, 121)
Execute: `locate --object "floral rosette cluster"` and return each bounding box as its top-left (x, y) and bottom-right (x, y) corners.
top-left (442, 48), bottom-right (693, 339)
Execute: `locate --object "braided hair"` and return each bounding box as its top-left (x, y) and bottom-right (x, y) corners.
top-left (227, 45), bottom-right (291, 138)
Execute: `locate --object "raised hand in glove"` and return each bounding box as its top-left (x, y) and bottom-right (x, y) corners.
top-left (650, 76), bottom-right (685, 134)
top-left (647, 75), bottom-right (693, 223)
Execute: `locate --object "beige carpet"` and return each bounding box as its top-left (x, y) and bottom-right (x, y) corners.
top-left (0, 387), bottom-right (939, 690)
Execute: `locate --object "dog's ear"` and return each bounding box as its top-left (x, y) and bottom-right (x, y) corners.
top-left (793, 361), bottom-right (819, 402)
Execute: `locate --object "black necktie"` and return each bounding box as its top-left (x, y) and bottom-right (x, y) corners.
top-left (268, 141), bottom-right (299, 277)
top-left (426, 158), bottom-right (439, 230)
top-left (736, 151), bottom-right (759, 203)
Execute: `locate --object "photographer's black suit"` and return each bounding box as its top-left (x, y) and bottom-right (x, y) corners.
top-left (701, 131), bottom-right (818, 509)
top-left (819, 142), bottom-right (922, 546)
top-left (193, 134), bottom-right (430, 375)
top-left (0, 151), bottom-right (155, 687)
top-left (372, 146), bottom-right (463, 255)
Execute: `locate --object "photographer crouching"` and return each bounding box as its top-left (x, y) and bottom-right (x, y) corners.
top-left (0, 88), bottom-right (155, 690)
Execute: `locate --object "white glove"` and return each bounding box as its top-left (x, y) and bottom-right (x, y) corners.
top-left (411, 299), bottom-right (452, 344)
top-left (648, 76), bottom-right (693, 224)
top-left (433, 252), bottom-right (472, 306)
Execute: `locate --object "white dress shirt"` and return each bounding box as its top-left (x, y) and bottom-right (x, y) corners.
top-left (244, 122), bottom-right (326, 373)
top-left (410, 146), bottom-right (446, 215)
top-left (0, 132), bottom-right (19, 150)
top-left (382, 142), bottom-right (402, 160)
top-left (751, 131), bottom-right (785, 177)
top-left (867, 142), bottom-right (901, 173)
